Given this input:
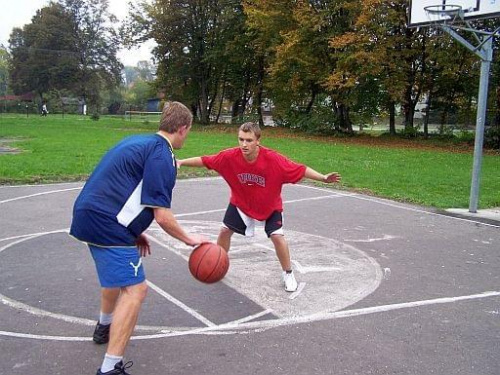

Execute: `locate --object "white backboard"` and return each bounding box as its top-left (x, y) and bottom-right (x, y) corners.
top-left (409, 0), bottom-right (500, 26)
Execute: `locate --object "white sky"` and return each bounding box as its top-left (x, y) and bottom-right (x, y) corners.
top-left (0, 0), bottom-right (154, 66)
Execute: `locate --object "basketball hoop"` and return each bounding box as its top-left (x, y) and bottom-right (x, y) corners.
top-left (424, 4), bottom-right (464, 26)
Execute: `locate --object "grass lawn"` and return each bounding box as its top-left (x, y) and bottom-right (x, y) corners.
top-left (0, 114), bottom-right (499, 209)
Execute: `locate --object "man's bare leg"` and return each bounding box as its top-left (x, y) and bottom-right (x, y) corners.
top-left (106, 281), bottom-right (148, 357)
top-left (270, 234), bottom-right (292, 271)
top-left (271, 234), bottom-right (297, 291)
top-left (100, 288), bottom-right (120, 314)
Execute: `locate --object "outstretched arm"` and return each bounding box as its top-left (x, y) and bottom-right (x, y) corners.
top-left (304, 167), bottom-right (341, 184)
top-left (154, 207), bottom-right (207, 246)
top-left (177, 157), bottom-right (205, 168)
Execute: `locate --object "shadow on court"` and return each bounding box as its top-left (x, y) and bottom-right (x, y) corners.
top-left (1, 178), bottom-right (499, 375)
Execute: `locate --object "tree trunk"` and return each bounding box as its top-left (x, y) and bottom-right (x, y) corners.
top-left (335, 103), bottom-right (353, 133)
top-left (199, 79), bottom-right (209, 125)
top-left (389, 101), bottom-right (396, 135)
top-left (495, 86), bottom-right (500, 127)
top-left (305, 88), bottom-right (317, 114)
top-left (232, 99), bottom-right (240, 119)
top-left (215, 81), bottom-right (227, 125)
top-left (423, 93), bottom-right (431, 138)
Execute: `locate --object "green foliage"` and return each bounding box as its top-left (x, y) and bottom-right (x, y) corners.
top-left (132, 0), bottom-right (248, 124)
top-left (8, 3), bottom-right (79, 98)
top-left (90, 113), bottom-right (100, 121)
top-left (0, 47), bottom-right (9, 96)
top-left (8, 0), bottom-right (122, 106)
top-left (484, 126), bottom-right (500, 150)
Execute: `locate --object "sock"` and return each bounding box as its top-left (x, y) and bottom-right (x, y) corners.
top-left (99, 311), bottom-right (113, 326)
top-left (101, 354), bottom-right (122, 373)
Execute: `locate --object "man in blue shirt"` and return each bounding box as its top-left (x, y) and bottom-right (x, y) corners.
top-left (70, 101), bottom-right (206, 375)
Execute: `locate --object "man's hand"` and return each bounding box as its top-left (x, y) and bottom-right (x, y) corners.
top-left (136, 233), bottom-right (151, 257)
top-left (186, 234), bottom-right (209, 247)
top-left (324, 172), bottom-right (341, 184)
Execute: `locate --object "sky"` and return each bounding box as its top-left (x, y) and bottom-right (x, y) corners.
top-left (0, 0), bottom-right (154, 66)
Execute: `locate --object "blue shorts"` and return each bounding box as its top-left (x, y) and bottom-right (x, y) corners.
top-left (89, 245), bottom-right (146, 288)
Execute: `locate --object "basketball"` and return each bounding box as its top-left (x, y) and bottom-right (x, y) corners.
top-left (188, 242), bottom-right (229, 284)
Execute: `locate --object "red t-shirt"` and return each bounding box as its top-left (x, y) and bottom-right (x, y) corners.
top-left (202, 146), bottom-right (306, 220)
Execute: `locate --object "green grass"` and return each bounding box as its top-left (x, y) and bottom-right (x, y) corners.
top-left (1, 114), bottom-right (499, 209)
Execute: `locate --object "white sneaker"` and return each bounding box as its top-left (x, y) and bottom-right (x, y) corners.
top-left (282, 271), bottom-right (298, 292)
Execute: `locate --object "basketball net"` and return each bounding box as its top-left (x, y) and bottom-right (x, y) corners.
top-left (424, 4), bottom-right (465, 31)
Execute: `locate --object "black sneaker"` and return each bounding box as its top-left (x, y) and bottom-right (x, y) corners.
top-left (93, 322), bottom-right (110, 344)
top-left (96, 361), bottom-right (133, 375)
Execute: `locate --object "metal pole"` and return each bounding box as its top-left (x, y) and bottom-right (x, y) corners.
top-left (468, 37), bottom-right (493, 213)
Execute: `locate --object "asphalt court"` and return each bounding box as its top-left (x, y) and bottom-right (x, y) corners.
top-left (0, 178), bottom-right (499, 375)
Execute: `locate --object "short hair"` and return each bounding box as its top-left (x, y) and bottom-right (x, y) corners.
top-left (239, 122), bottom-right (261, 139)
top-left (159, 101), bottom-right (193, 133)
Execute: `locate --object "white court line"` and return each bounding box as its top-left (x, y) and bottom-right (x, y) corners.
top-left (0, 291), bottom-right (194, 333)
top-left (0, 187), bottom-right (82, 205)
top-left (1, 179), bottom-right (497, 227)
top-left (176, 208), bottom-right (226, 218)
top-left (218, 309), bottom-right (274, 326)
top-left (1, 290), bottom-right (498, 341)
top-left (146, 281), bottom-right (216, 327)
top-left (289, 282), bottom-right (306, 300)
top-left (175, 194), bottom-right (344, 218)
top-left (296, 184), bottom-right (500, 228)
top-left (0, 229), bottom-right (69, 244)
top-left (0, 182), bottom-right (83, 189)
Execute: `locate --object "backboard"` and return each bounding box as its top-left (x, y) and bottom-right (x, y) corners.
top-left (409, 0), bottom-right (500, 27)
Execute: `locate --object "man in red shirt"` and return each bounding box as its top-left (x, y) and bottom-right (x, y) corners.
top-left (178, 122), bottom-right (341, 292)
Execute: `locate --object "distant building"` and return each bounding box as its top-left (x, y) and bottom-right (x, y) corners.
top-left (147, 98), bottom-right (161, 112)
top-left (0, 92), bottom-right (35, 102)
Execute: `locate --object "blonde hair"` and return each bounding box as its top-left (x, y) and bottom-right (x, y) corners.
top-left (159, 101), bottom-right (193, 133)
top-left (239, 122), bottom-right (261, 139)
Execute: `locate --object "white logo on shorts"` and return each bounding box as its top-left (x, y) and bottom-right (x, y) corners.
top-left (129, 258), bottom-right (142, 277)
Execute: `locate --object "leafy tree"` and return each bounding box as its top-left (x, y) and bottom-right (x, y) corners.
top-left (8, 3), bottom-right (80, 100)
top-left (123, 61), bottom-right (156, 86)
top-left (123, 79), bottom-right (155, 109)
top-left (8, 0), bottom-right (122, 111)
top-left (128, 0), bottom-right (248, 124)
top-left (328, 0), bottom-right (422, 132)
top-left (58, 0), bottom-right (123, 111)
top-left (0, 46), bottom-right (10, 96)
top-left (245, 0), bottom-right (360, 133)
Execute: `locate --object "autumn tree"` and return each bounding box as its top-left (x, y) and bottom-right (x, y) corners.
top-left (245, 0), bottom-right (362, 133)
top-left (328, 0), bottom-right (423, 133)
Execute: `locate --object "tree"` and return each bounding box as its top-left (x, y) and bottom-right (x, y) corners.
top-left (0, 46), bottom-right (9, 96)
top-left (128, 0), bottom-right (248, 124)
top-left (58, 0), bottom-right (123, 111)
top-left (245, 0), bottom-right (359, 133)
top-left (8, 3), bottom-right (80, 100)
top-left (8, 0), bottom-right (122, 111)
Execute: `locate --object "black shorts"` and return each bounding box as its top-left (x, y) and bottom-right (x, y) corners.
top-left (223, 203), bottom-right (284, 238)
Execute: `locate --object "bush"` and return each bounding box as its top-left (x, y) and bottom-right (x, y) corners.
top-left (91, 113), bottom-right (100, 121)
top-left (484, 126), bottom-right (500, 150)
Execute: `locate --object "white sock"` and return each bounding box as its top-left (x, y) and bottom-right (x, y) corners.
top-left (99, 311), bottom-right (113, 326)
top-left (101, 354), bottom-right (122, 373)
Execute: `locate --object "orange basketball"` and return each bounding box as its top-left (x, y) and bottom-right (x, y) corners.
top-left (188, 242), bottom-right (229, 283)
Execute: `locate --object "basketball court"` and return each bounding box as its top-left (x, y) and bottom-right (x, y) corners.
top-left (1, 177), bottom-right (499, 375)
top-left (1, 2), bottom-right (500, 374)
